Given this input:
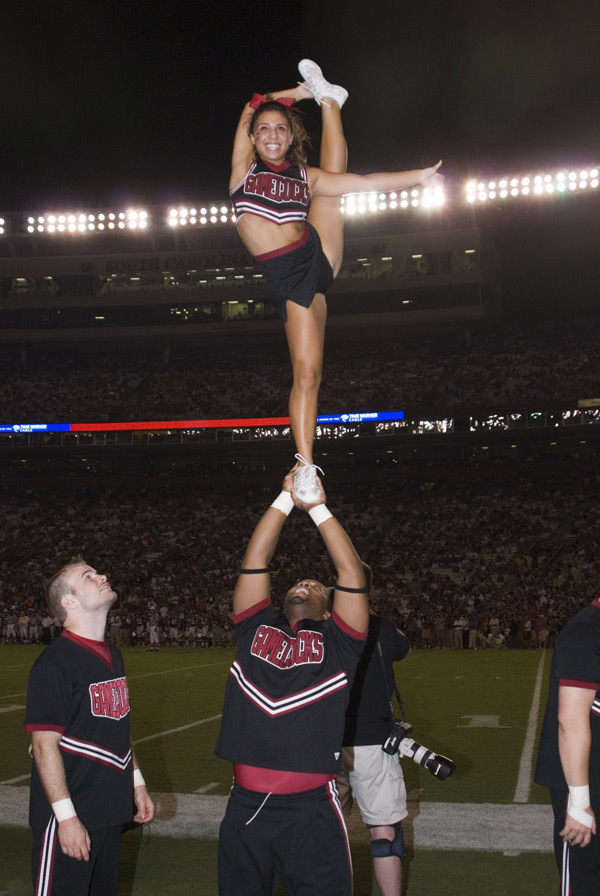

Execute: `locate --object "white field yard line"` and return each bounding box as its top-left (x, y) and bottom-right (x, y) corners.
top-left (132, 715), bottom-right (223, 745)
top-left (0, 660), bottom-right (230, 695)
top-left (0, 784), bottom-right (553, 851)
top-left (128, 660), bottom-right (230, 680)
top-left (0, 713), bottom-right (223, 785)
top-left (513, 649), bottom-right (546, 804)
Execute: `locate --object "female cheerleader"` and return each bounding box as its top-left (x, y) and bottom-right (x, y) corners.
top-left (230, 60), bottom-right (442, 502)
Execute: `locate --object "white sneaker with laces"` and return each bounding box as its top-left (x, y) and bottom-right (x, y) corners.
top-left (293, 453), bottom-right (324, 505)
top-left (298, 59), bottom-right (348, 108)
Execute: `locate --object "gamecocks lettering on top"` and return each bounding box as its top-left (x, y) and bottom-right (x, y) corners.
top-left (89, 677), bottom-right (131, 720)
top-left (250, 625), bottom-right (324, 668)
top-left (245, 172), bottom-right (310, 206)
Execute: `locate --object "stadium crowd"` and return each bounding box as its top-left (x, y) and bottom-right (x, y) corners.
top-left (1, 313), bottom-right (600, 423)
top-left (1, 462), bottom-right (598, 650)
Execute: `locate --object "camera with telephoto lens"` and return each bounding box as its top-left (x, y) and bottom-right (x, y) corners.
top-left (383, 721), bottom-right (456, 781)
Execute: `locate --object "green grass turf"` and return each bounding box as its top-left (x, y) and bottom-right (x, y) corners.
top-left (0, 827), bottom-right (558, 896)
top-left (0, 643), bottom-right (557, 894)
top-left (1, 644), bottom-right (553, 804)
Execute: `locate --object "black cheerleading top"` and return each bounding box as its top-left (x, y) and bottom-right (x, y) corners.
top-left (230, 159), bottom-right (311, 225)
top-left (215, 598), bottom-right (366, 775)
top-left (535, 599), bottom-right (600, 795)
top-left (25, 631), bottom-right (134, 831)
top-left (343, 615), bottom-right (411, 747)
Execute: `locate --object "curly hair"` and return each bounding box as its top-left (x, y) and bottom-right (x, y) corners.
top-left (248, 99), bottom-right (311, 169)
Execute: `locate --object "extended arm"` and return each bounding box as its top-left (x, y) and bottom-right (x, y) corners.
top-left (558, 685), bottom-right (597, 846)
top-left (31, 730), bottom-right (91, 861)
top-left (232, 489), bottom-right (292, 616)
top-left (317, 517), bottom-right (368, 633)
top-left (285, 469), bottom-right (368, 633)
top-left (308, 161), bottom-right (443, 199)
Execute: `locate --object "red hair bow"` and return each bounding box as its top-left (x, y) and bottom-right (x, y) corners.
top-left (249, 93), bottom-right (297, 110)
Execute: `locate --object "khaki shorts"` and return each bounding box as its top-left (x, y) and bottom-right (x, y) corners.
top-left (337, 744), bottom-right (407, 826)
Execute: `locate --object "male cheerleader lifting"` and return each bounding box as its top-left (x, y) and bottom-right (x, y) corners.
top-left (215, 464), bottom-right (369, 895)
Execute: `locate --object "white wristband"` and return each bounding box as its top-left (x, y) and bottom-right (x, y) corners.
top-left (271, 491), bottom-right (294, 516)
top-left (308, 505), bottom-right (333, 526)
top-left (52, 797), bottom-right (77, 822)
top-left (568, 785), bottom-right (593, 827)
top-left (569, 784), bottom-right (591, 809)
top-left (567, 797), bottom-right (593, 827)
top-left (133, 768), bottom-right (146, 788)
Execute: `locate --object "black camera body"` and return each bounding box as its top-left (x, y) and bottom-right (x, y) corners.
top-left (383, 721), bottom-right (456, 781)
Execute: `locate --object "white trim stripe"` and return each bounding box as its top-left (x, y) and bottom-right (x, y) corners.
top-left (233, 201), bottom-right (308, 224)
top-left (230, 661), bottom-right (348, 717)
top-left (591, 698), bottom-right (600, 717)
top-left (560, 838), bottom-right (570, 896)
top-left (60, 735), bottom-right (132, 771)
top-left (35, 815), bottom-right (57, 896)
top-left (327, 780), bottom-right (353, 876)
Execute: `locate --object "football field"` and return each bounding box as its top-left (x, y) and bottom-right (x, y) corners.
top-left (0, 645), bottom-right (558, 895)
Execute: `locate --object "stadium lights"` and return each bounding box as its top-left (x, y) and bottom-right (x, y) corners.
top-left (3, 162), bottom-right (599, 238)
top-left (466, 167), bottom-right (599, 204)
top-left (25, 208), bottom-right (148, 234)
top-left (168, 205), bottom-right (234, 227)
top-left (342, 185), bottom-right (445, 216)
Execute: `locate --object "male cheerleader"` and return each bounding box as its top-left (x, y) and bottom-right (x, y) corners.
top-left (215, 464), bottom-right (369, 895)
top-left (25, 558), bottom-right (154, 895)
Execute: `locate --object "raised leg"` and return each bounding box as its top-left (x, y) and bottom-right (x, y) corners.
top-left (283, 294), bottom-right (327, 464)
top-left (307, 99), bottom-right (348, 278)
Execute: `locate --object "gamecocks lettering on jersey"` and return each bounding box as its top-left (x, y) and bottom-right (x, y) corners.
top-left (89, 677), bottom-right (130, 720)
top-left (245, 171), bottom-right (310, 207)
top-left (251, 624), bottom-right (324, 668)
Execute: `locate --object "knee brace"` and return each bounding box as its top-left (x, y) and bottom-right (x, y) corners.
top-left (370, 824), bottom-right (405, 861)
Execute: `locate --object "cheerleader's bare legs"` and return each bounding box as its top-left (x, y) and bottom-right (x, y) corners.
top-left (286, 63), bottom-right (348, 501)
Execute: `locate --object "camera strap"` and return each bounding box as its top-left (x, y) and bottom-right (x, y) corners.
top-left (376, 639), bottom-right (407, 722)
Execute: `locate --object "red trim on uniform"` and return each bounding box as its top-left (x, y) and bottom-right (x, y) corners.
top-left (233, 596), bottom-right (271, 624)
top-left (62, 631), bottom-right (113, 668)
top-left (261, 159), bottom-right (294, 173)
top-left (254, 226), bottom-right (310, 262)
top-left (25, 723), bottom-right (65, 735)
top-left (593, 599), bottom-right (600, 609)
top-left (332, 610), bottom-right (368, 641)
top-left (234, 763), bottom-right (334, 794)
top-left (559, 679), bottom-right (600, 690)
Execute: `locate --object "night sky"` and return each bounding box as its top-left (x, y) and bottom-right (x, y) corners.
top-left (1, 0), bottom-right (600, 210)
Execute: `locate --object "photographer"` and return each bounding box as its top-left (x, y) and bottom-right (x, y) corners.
top-left (336, 565), bottom-right (411, 896)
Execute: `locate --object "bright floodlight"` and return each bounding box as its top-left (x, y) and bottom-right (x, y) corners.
top-left (465, 164), bottom-right (600, 203)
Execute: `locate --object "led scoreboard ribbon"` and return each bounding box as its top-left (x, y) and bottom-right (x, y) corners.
top-left (0, 411), bottom-right (405, 434)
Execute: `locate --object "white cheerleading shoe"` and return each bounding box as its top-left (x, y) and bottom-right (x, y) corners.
top-left (293, 453), bottom-right (324, 505)
top-left (298, 58), bottom-right (348, 108)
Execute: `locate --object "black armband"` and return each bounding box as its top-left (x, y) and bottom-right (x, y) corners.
top-left (238, 567), bottom-right (271, 575)
top-left (334, 582), bottom-right (368, 593)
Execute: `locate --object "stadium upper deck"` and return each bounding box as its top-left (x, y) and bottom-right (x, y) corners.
top-left (0, 163), bottom-right (597, 337)
top-left (0, 188), bottom-right (484, 334)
